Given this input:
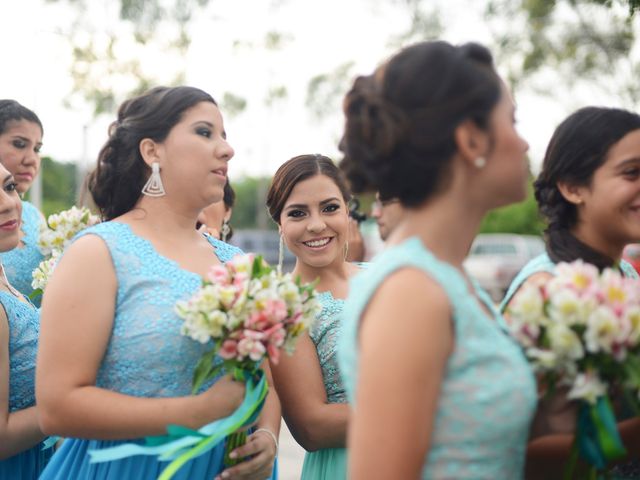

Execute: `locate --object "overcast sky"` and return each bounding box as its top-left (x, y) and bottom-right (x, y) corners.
top-left (0, 0), bottom-right (599, 178)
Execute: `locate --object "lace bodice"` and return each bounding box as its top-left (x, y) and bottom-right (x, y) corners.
top-left (2, 291), bottom-right (40, 412)
top-left (0, 201), bottom-right (45, 306)
top-left (338, 237), bottom-right (537, 479)
top-left (309, 292), bottom-right (347, 404)
top-left (74, 222), bottom-right (243, 397)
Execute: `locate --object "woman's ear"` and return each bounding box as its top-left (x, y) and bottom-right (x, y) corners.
top-left (139, 138), bottom-right (161, 167)
top-left (454, 119), bottom-right (490, 168)
top-left (224, 207), bottom-right (233, 223)
top-left (556, 181), bottom-right (585, 206)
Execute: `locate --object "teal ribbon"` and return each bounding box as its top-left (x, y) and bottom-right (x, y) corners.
top-left (41, 436), bottom-right (60, 450)
top-left (87, 370), bottom-right (268, 469)
top-left (576, 396), bottom-right (627, 470)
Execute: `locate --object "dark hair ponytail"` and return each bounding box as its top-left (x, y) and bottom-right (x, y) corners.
top-left (535, 106), bottom-right (640, 269)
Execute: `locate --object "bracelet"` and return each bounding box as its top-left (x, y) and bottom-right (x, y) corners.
top-left (253, 428), bottom-right (278, 453)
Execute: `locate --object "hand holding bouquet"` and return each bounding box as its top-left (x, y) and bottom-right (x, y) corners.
top-left (89, 254), bottom-right (321, 480)
top-left (506, 260), bottom-right (640, 477)
top-left (31, 206), bottom-right (100, 295)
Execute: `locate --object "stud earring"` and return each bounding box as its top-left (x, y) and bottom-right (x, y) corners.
top-left (141, 162), bottom-right (165, 197)
top-left (474, 157), bottom-right (486, 169)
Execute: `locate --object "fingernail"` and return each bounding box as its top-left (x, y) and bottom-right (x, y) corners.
top-left (221, 473), bottom-right (230, 479)
top-left (229, 451), bottom-right (237, 459)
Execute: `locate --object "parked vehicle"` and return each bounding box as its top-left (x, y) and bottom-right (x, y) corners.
top-left (229, 229), bottom-right (296, 272)
top-left (623, 243), bottom-right (640, 274)
top-left (464, 234), bottom-right (545, 302)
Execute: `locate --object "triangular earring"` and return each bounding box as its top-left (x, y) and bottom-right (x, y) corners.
top-left (141, 162), bottom-right (165, 197)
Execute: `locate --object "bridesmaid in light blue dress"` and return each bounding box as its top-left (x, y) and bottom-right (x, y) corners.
top-left (0, 164), bottom-right (52, 479)
top-left (36, 86), bottom-right (279, 480)
top-left (0, 100), bottom-right (45, 305)
top-left (501, 107), bottom-right (640, 479)
top-left (335, 41), bottom-right (547, 479)
top-left (267, 155), bottom-right (362, 480)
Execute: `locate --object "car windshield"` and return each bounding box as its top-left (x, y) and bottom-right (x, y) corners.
top-left (471, 243), bottom-right (518, 255)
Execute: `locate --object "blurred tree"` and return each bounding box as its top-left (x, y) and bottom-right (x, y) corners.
top-left (479, 182), bottom-right (545, 235)
top-left (230, 176), bottom-right (277, 230)
top-left (25, 157), bottom-right (77, 217)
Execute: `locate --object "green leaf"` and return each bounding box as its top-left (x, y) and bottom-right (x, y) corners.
top-left (191, 348), bottom-right (218, 394)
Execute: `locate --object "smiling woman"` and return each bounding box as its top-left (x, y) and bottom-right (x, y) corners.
top-left (0, 100), bottom-right (46, 305)
top-left (266, 154), bottom-right (365, 480)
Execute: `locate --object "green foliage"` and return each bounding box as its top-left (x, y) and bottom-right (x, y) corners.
top-left (480, 183), bottom-right (545, 235)
top-left (24, 157), bottom-right (77, 217)
top-left (230, 177), bottom-right (277, 230)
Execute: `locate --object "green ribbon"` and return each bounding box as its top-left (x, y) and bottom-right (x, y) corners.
top-left (88, 369), bottom-right (268, 480)
top-left (576, 396), bottom-right (627, 470)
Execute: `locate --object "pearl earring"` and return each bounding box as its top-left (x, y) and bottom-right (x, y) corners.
top-left (474, 157), bottom-right (486, 169)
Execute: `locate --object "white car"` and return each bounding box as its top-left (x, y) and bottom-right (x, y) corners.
top-left (463, 234), bottom-right (545, 302)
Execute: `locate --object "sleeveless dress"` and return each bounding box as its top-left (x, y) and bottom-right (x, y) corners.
top-left (0, 291), bottom-right (53, 479)
top-left (0, 201), bottom-right (45, 307)
top-left (501, 252), bottom-right (640, 478)
top-left (338, 237), bottom-right (537, 479)
top-left (39, 222), bottom-right (278, 480)
top-left (300, 292), bottom-right (349, 480)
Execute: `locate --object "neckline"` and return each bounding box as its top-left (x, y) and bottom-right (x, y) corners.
top-left (112, 221), bottom-right (222, 279)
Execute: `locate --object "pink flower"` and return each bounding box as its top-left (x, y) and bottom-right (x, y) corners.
top-left (246, 311), bottom-right (271, 331)
top-left (219, 340), bottom-right (239, 360)
top-left (267, 343), bottom-right (281, 364)
top-left (265, 323), bottom-right (286, 347)
top-left (237, 330), bottom-right (267, 361)
top-left (263, 299), bottom-right (288, 323)
top-left (207, 265), bottom-right (231, 285)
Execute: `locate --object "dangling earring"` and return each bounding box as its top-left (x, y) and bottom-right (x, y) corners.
top-left (343, 241), bottom-right (349, 262)
top-left (277, 234), bottom-right (285, 274)
top-left (220, 220), bottom-right (231, 242)
top-left (474, 157), bottom-right (486, 169)
top-left (141, 162), bottom-right (165, 197)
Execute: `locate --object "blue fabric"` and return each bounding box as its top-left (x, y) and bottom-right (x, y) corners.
top-left (39, 222), bottom-right (277, 480)
top-left (0, 290), bottom-right (53, 478)
top-left (338, 237), bottom-right (537, 479)
top-left (301, 288), bottom-right (356, 480)
top-left (0, 201), bottom-right (45, 307)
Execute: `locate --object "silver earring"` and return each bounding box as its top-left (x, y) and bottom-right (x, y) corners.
top-left (343, 241), bottom-right (350, 262)
top-left (221, 220), bottom-right (231, 242)
top-left (141, 162), bottom-right (165, 197)
top-left (474, 157), bottom-right (486, 169)
top-left (278, 234), bottom-right (284, 274)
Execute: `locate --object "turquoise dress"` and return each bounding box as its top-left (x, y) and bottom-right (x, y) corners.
top-left (39, 222), bottom-right (278, 480)
top-left (338, 237), bottom-right (537, 479)
top-left (0, 291), bottom-right (53, 479)
top-left (301, 291), bottom-right (349, 480)
top-left (0, 201), bottom-right (45, 307)
top-left (501, 252), bottom-right (640, 478)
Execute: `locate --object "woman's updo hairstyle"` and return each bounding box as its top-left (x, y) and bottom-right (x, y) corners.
top-left (534, 106), bottom-right (640, 269)
top-left (340, 40), bottom-right (501, 206)
top-left (266, 154), bottom-right (352, 225)
top-left (88, 86), bottom-right (216, 220)
top-left (0, 100), bottom-right (43, 135)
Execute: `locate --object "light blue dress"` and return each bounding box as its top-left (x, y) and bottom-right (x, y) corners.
top-left (39, 222), bottom-right (277, 480)
top-left (0, 291), bottom-right (53, 479)
top-left (338, 237), bottom-right (537, 479)
top-left (300, 292), bottom-right (348, 480)
top-left (0, 201), bottom-right (45, 307)
top-left (501, 251), bottom-right (640, 478)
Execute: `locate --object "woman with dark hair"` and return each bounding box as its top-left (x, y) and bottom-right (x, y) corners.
top-left (0, 162), bottom-right (53, 479)
top-left (267, 154), bottom-right (363, 479)
top-left (337, 40), bottom-right (547, 479)
top-left (197, 180), bottom-right (235, 242)
top-left (36, 86), bottom-right (279, 480)
top-left (502, 106), bottom-right (640, 478)
top-left (0, 100), bottom-right (45, 305)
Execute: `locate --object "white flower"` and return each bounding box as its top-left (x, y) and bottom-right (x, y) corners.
top-left (525, 347), bottom-right (559, 371)
top-left (38, 206), bottom-right (100, 255)
top-left (31, 250), bottom-right (62, 291)
top-left (547, 288), bottom-right (594, 327)
top-left (568, 371), bottom-right (607, 405)
top-left (585, 305), bottom-right (620, 354)
top-left (547, 323), bottom-right (584, 360)
top-left (509, 284), bottom-right (546, 325)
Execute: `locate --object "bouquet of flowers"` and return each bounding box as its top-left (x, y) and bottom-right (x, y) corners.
top-left (506, 260), bottom-right (640, 477)
top-left (31, 206), bottom-right (100, 295)
top-left (88, 254), bottom-right (321, 480)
